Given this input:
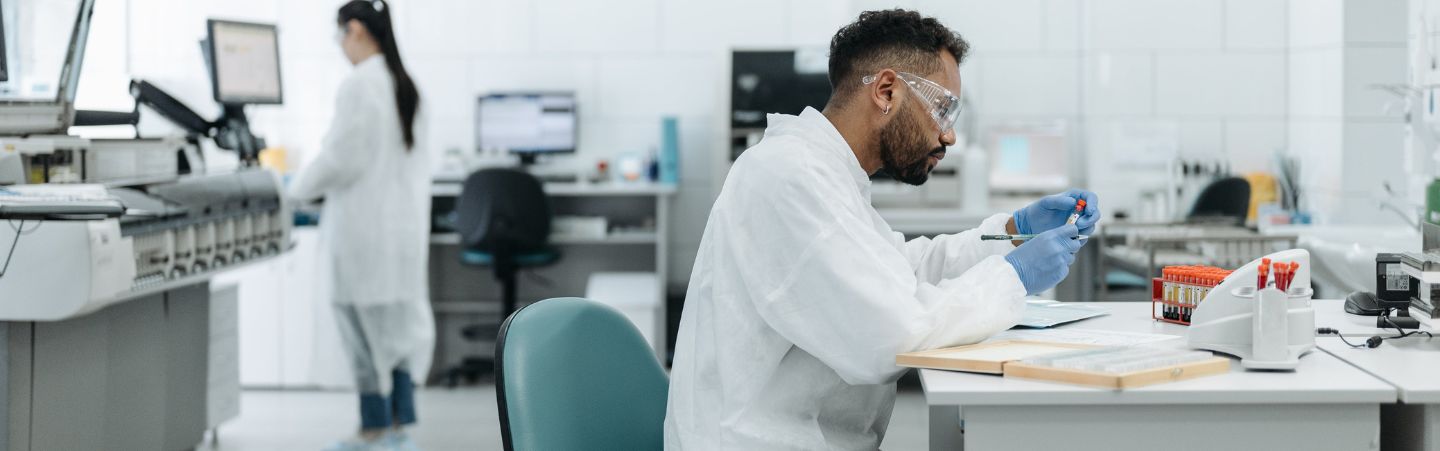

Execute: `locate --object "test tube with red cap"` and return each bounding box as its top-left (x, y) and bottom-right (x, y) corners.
top-left (1258, 258), bottom-right (1271, 289)
top-left (1066, 199), bottom-right (1087, 225)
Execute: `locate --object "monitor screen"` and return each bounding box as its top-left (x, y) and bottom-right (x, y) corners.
top-left (207, 19), bottom-right (282, 105)
top-left (476, 93), bottom-right (577, 154)
top-left (730, 51), bottom-right (831, 129)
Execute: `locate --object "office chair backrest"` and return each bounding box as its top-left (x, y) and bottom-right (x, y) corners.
top-left (455, 168), bottom-right (551, 252)
top-left (1188, 177), bottom-right (1252, 225)
top-left (496, 297), bottom-right (669, 451)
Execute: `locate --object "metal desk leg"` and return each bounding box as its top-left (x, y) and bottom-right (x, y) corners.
top-left (1097, 233), bottom-right (1109, 301)
top-left (929, 405), bottom-right (963, 451)
top-left (1381, 403), bottom-right (1440, 451)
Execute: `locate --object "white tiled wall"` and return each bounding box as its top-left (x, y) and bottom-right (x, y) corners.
top-left (1289, 0), bottom-right (1408, 225)
top-left (1410, 0), bottom-right (1440, 205)
top-left (1087, 0), bottom-right (1225, 50)
top-left (1347, 0), bottom-right (1410, 44)
top-left (1084, 52), bottom-right (1154, 116)
top-left (73, 0), bottom-right (1409, 286)
top-left (1080, 0), bottom-right (1292, 221)
top-left (1288, 48), bottom-right (1345, 118)
top-left (1225, 0), bottom-right (1289, 50)
top-left (1154, 53), bottom-right (1287, 117)
top-left (1344, 47), bottom-right (1411, 119)
top-left (975, 55), bottom-right (1080, 116)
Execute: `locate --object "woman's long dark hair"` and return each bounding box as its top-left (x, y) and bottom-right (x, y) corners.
top-left (338, 0), bottom-right (420, 150)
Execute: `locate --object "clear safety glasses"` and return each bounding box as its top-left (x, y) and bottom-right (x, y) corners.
top-left (862, 71), bottom-right (962, 132)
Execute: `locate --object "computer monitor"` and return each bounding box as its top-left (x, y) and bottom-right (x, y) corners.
top-left (476, 92), bottom-right (577, 162)
top-left (205, 19), bottom-right (282, 105)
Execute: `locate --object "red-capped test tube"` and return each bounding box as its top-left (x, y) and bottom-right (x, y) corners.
top-left (1066, 199), bottom-right (1087, 225)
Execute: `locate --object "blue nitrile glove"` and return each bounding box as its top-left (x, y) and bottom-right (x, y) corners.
top-left (1004, 224), bottom-right (1084, 295)
top-left (1013, 189), bottom-right (1100, 236)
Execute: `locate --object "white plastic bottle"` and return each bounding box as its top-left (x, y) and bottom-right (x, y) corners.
top-left (960, 142), bottom-right (989, 214)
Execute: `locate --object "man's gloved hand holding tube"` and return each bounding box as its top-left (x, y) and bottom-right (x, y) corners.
top-left (1004, 224), bottom-right (1085, 295)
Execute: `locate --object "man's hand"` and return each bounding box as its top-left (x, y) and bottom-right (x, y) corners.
top-left (1004, 224), bottom-right (1084, 295)
top-left (1013, 189), bottom-right (1100, 236)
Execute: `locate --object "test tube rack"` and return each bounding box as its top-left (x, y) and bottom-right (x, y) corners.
top-left (1187, 249), bottom-right (1315, 371)
top-left (1151, 266), bottom-right (1234, 326)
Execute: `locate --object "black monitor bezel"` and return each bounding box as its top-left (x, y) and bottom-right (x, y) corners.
top-left (205, 18), bottom-right (283, 106)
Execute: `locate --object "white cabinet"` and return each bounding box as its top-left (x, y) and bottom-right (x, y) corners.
top-left (220, 227), bottom-right (353, 389)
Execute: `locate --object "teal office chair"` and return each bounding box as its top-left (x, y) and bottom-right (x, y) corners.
top-left (496, 297), bottom-right (669, 451)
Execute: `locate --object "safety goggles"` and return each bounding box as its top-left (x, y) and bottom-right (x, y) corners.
top-left (862, 71), bottom-right (962, 132)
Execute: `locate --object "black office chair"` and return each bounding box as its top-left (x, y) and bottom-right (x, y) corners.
top-left (448, 168), bottom-right (561, 385)
top-left (1186, 177), bottom-right (1251, 226)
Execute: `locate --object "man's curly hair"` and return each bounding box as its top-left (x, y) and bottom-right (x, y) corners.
top-left (827, 9), bottom-right (969, 99)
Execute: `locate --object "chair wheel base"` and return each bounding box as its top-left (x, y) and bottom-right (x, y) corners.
top-left (444, 358), bottom-right (496, 388)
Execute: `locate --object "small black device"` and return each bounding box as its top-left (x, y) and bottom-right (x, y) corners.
top-left (1375, 253), bottom-right (1417, 309)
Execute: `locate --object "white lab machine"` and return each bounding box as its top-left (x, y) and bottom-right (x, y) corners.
top-left (0, 1), bottom-right (291, 449)
top-left (1188, 249), bottom-right (1316, 370)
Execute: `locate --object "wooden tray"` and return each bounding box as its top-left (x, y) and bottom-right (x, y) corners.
top-left (897, 340), bottom-right (1231, 389)
top-left (1004, 357), bottom-right (1231, 389)
top-left (896, 340), bottom-right (1097, 374)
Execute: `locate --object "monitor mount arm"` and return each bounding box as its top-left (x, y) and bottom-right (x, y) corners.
top-left (212, 104), bottom-right (263, 165)
top-left (73, 79), bottom-right (262, 166)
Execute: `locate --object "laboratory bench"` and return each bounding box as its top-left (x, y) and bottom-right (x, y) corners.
top-left (921, 300), bottom-right (1414, 451)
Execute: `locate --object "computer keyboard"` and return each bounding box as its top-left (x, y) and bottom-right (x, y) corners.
top-left (535, 173), bottom-right (580, 184)
top-left (0, 185), bottom-right (126, 219)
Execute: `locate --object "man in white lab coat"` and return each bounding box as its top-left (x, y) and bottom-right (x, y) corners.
top-left (665, 9), bottom-right (1099, 450)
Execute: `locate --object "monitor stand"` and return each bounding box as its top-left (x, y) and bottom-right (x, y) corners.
top-left (214, 104), bottom-right (265, 166)
top-left (518, 153), bottom-right (539, 167)
top-left (513, 154), bottom-right (580, 183)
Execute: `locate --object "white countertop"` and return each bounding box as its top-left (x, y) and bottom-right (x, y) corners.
top-left (1317, 336), bottom-right (1440, 404)
top-left (919, 300), bottom-right (1397, 406)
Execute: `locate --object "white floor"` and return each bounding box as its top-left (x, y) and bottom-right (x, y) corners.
top-left (205, 385), bottom-right (930, 450)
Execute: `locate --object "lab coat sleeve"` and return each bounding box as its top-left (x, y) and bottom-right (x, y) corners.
top-left (739, 167), bottom-right (1028, 386)
top-left (895, 214), bottom-right (1017, 285)
top-left (288, 78), bottom-right (383, 202)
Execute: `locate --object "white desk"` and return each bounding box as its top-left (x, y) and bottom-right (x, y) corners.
top-left (922, 301), bottom-right (1396, 451)
top-left (1318, 337), bottom-right (1440, 451)
top-left (427, 179), bottom-right (677, 366)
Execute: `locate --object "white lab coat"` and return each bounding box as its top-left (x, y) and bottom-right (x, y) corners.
top-left (664, 107), bottom-right (1027, 450)
top-left (289, 55), bottom-right (434, 390)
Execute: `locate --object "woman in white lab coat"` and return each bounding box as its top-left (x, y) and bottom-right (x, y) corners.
top-left (288, 1), bottom-right (433, 450)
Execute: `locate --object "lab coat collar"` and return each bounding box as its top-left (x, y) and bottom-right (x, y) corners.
top-left (358, 54), bottom-right (386, 73)
top-left (766, 107), bottom-right (872, 191)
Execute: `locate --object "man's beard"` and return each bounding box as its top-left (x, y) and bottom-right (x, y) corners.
top-left (877, 107), bottom-right (945, 186)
